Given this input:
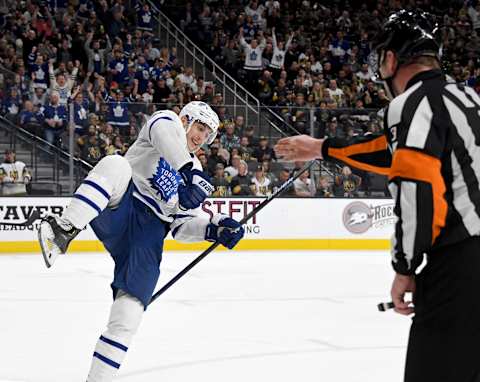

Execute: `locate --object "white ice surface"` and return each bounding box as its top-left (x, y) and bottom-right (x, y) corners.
top-left (0, 251), bottom-right (410, 382)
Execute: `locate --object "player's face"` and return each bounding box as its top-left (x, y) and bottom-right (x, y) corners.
top-left (186, 122), bottom-right (211, 152)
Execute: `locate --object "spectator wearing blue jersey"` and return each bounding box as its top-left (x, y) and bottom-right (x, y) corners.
top-left (71, 86), bottom-right (93, 135)
top-left (103, 80), bottom-right (138, 134)
top-left (108, 50), bottom-right (129, 86)
top-left (136, 2), bottom-right (155, 36)
top-left (43, 91), bottom-right (68, 146)
top-left (28, 47), bottom-right (49, 90)
top-left (19, 100), bottom-right (43, 134)
top-left (2, 87), bottom-right (22, 123)
top-left (134, 55), bottom-right (150, 94)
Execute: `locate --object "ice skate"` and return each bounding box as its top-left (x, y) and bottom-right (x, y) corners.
top-left (38, 214), bottom-right (80, 268)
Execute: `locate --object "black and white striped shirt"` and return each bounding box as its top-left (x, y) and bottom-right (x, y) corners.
top-left (322, 69), bottom-right (480, 275)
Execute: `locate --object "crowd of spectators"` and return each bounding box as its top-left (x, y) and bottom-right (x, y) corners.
top-left (5, 0), bottom-right (478, 197)
top-left (171, 0), bottom-right (480, 131)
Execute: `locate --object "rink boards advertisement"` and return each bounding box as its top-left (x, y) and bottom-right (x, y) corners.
top-left (0, 197), bottom-right (395, 253)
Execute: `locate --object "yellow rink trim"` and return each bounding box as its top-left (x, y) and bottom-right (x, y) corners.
top-left (0, 239), bottom-right (390, 253)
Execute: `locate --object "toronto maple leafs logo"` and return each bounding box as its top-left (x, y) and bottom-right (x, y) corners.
top-left (148, 158), bottom-right (182, 202)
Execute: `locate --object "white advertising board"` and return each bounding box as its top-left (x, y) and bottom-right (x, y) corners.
top-left (0, 197), bottom-right (395, 252)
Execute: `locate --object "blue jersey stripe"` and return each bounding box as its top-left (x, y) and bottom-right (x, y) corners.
top-left (171, 214), bottom-right (195, 219)
top-left (83, 180), bottom-right (111, 200)
top-left (172, 223), bottom-right (183, 238)
top-left (133, 184), bottom-right (164, 216)
top-left (99, 335), bottom-right (128, 352)
top-left (148, 115), bottom-right (173, 141)
top-left (93, 352), bottom-right (120, 369)
top-left (73, 194), bottom-right (101, 214)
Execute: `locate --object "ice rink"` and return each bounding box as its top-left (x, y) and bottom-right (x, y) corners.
top-left (0, 250), bottom-right (410, 382)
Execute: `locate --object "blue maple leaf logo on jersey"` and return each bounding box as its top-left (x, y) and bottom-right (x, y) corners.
top-left (148, 158), bottom-right (182, 202)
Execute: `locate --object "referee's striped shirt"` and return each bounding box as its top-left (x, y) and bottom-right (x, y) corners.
top-left (322, 69), bottom-right (480, 275)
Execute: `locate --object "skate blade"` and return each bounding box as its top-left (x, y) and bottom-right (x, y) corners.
top-left (38, 221), bottom-right (61, 268)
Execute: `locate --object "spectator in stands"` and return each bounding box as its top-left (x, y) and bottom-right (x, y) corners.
top-left (316, 175), bottom-right (334, 198)
top-left (261, 159), bottom-right (277, 184)
top-left (230, 160), bottom-right (252, 196)
top-left (269, 27), bottom-right (294, 79)
top-left (0, 149), bottom-right (31, 196)
top-left (2, 86), bottom-right (21, 123)
top-left (251, 164), bottom-right (271, 196)
top-left (335, 166), bottom-right (361, 198)
top-left (43, 91), bottom-right (67, 146)
top-left (71, 87), bottom-right (92, 136)
top-left (239, 136), bottom-right (254, 162)
top-left (356, 63), bottom-right (374, 84)
top-left (221, 39), bottom-right (240, 75)
top-left (84, 32), bottom-right (112, 74)
top-left (243, 125), bottom-right (259, 148)
top-left (239, 28), bottom-right (266, 91)
top-left (293, 170), bottom-right (316, 197)
top-left (271, 167), bottom-right (295, 196)
top-left (48, 59), bottom-right (79, 105)
top-left (233, 115), bottom-right (245, 134)
top-left (104, 81), bottom-right (138, 135)
top-left (206, 143), bottom-right (227, 176)
top-left (290, 92), bottom-right (309, 134)
top-left (211, 163), bottom-right (231, 197)
top-left (325, 79), bottom-right (345, 107)
top-left (224, 154), bottom-right (241, 180)
top-left (257, 69), bottom-right (276, 104)
top-left (253, 136), bottom-right (276, 162)
top-left (197, 152), bottom-right (209, 174)
top-left (220, 121), bottom-right (241, 152)
top-left (152, 77), bottom-right (172, 105)
top-left (80, 130), bottom-right (103, 165)
top-left (19, 100), bottom-right (42, 134)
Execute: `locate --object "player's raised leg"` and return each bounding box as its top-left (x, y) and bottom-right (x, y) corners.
top-left (38, 155), bottom-right (132, 267)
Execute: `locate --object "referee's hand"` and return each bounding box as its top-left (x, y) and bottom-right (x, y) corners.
top-left (274, 135), bottom-right (324, 161)
top-left (390, 273), bottom-right (416, 315)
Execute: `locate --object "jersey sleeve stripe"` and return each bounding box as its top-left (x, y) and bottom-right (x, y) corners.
top-left (327, 135), bottom-right (390, 175)
top-left (83, 180), bottom-right (111, 200)
top-left (389, 148), bottom-right (447, 243)
top-left (73, 194), bottom-right (102, 214)
top-left (328, 134), bottom-right (388, 157)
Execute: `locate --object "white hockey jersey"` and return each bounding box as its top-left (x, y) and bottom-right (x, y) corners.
top-left (124, 110), bottom-right (210, 242)
top-left (0, 161), bottom-right (31, 196)
top-left (269, 33), bottom-right (293, 70)
top-left (240, 37), bottom-right (266, 71)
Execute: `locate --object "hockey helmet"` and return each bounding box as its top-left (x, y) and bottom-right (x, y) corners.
top-left (369, 9), bottom-right (442, 81)
top-left (179, 101), bottom-right (219, 145)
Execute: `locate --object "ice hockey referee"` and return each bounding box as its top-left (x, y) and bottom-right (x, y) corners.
top-left (275, 9), bottom-right (480, 382)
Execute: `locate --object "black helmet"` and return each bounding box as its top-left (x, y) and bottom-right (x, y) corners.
top-left (369, 9), bottom-right (442, 98)
top-left (373, 9), bottom-right (442, 66)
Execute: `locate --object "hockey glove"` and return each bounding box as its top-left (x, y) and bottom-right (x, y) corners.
top-left (178, 164), bottom-right (214, 210)
top-left (205, 213), bottom-right (245, 249)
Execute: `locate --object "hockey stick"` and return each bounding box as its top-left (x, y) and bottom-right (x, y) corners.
top-left (377, 301), bottom-right (395, 312)
top-left (0, 209), bottom-right (41, 227)
top-left (149, 159), bottom-right (317, 305)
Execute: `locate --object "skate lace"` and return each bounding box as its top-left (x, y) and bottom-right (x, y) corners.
top-left (56, 217), bottom-right (74, 233)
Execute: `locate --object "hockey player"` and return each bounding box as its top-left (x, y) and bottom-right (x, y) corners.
top-left (275, 10), bottom-right (480, 381)
top-left (38, 101), bottom-right (245, 381)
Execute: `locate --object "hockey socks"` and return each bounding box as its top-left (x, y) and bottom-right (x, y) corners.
top-left (63, 172), bottom-right (112, 230)
top-left (87, 291), bottom-right (144, 382)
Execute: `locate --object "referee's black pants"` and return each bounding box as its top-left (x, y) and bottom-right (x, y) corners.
top-left (405, 236), bottom-right (480, 382)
